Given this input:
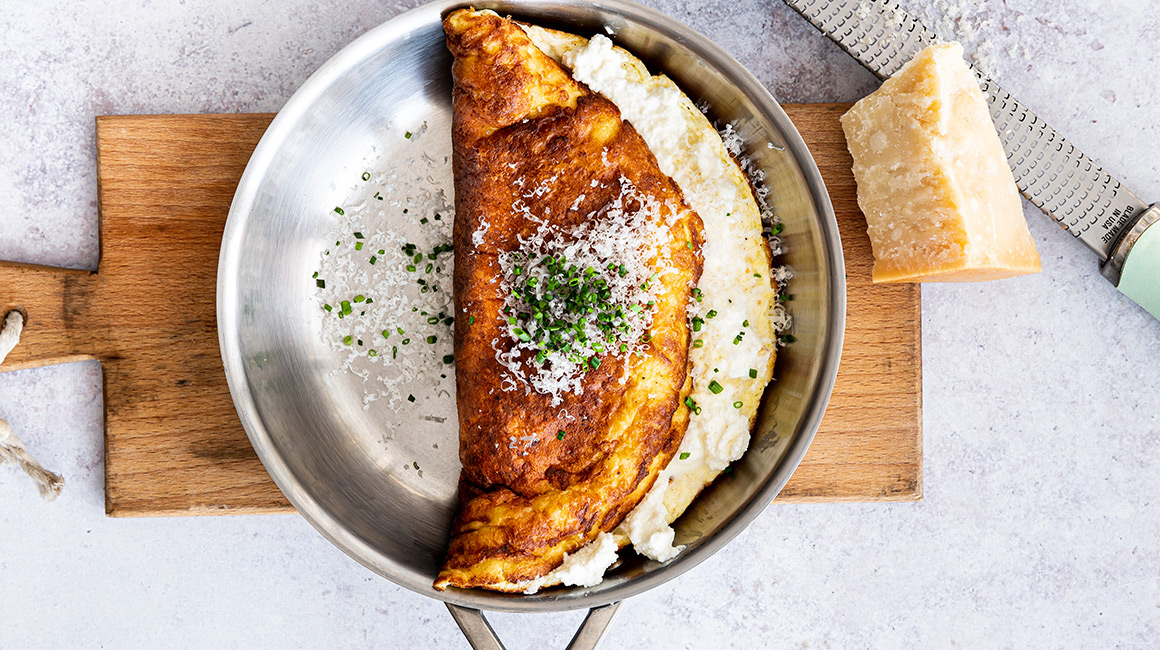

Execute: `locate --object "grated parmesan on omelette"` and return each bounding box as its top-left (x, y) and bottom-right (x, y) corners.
top-left (492, 175), bottom-right (681, 405)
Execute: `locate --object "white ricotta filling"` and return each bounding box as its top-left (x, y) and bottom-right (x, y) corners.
top-left (535, 33), bottom-right (780, 582)
top-left (516, 531), bottom-right (620, 593)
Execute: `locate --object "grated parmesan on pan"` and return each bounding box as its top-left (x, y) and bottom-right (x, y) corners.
top-left (313, 130), bottom-right (457, 420)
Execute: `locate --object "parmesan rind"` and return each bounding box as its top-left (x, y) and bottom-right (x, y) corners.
top-left (523, 27), bottom-right (778, 580)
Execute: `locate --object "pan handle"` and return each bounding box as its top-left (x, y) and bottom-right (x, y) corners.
top-left (445, 601), bottom-right (623, 650)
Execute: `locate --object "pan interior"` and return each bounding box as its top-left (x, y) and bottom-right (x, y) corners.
top-left (218, 0), bottom-right (843, 613)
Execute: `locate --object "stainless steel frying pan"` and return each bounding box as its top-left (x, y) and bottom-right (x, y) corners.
top-left (217, 1), bottom-right (845, 647)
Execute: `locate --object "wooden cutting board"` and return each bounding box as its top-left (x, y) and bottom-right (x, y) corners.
top-left (0, 104), bottom-right (920, 517)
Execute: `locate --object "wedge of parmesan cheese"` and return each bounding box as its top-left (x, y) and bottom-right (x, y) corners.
top-left (840, 42), bottom-right (1041, 283)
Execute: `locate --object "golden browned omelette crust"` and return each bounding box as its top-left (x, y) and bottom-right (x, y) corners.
top-left (436, 9), bottom-right (703, 592)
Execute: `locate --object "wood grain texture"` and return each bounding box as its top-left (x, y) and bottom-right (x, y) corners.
top-left (778, 104), bottom-right (923, 502)
top-left (0, 105), bottom-right (919, 517)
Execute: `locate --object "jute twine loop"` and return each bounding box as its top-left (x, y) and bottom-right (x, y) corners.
top-left (0, 311), bottom-right (65, 500)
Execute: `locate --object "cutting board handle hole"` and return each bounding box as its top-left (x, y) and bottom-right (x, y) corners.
top-left (5, 307), bottom-right (28, 326)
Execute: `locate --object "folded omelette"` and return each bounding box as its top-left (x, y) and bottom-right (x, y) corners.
top-left (436, 9), bottom-right (704, 592)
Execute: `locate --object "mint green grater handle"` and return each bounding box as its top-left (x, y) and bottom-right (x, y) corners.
top-left (1118, 218), bottom-right (1160, 320)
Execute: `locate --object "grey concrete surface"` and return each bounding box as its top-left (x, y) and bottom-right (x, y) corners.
top-left (1, 1), bottom-right (1158, 647)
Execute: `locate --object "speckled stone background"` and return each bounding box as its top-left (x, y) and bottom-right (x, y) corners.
top-left (1, 1), bottom-right (1158, 648)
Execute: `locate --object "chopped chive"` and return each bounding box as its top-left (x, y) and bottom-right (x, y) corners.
top-left (316, 279), bottom-right (325, 288)
top-left (706, 309), bottom-right (718, 319)
top-left (769, 223), bottom-right (783, 235)
top-left (404, 131), bottom-right (412, 139)
top-left (779, 334), bottom-right (797, 344)
top-left (355, 242), bottom-right (363, 250)
top-left (679, 452), bottom-right (690, 460)
top-left (382, 329), bottom-right (390, 339)
top-left (361, 172), bottom-right (371, 181)
top-left (356, 339), bottom-right (362, 346)
top-left (733, 332), bottom-right (744, 345)
top-left (402, 338), bottom-right (410, 345)
top-left (333, 207), bottom-right (344, 215)
top-left (392, 346), bottom-right (398, 359)
top-left (692, 288), bottom-right (704, 302)
top-left (407, 394), bottom-right (415, 402)
top-left (692, 317), bottom-right (704, 332)
top-left (708, 380), bottom-right (724, 394)
top-left (686, 240), bottom-right (693, 250)
top-left (426, 335), bottom-right (437, 344)
top-left (368, 349), bottom-right (376, 357)
top-left (469, 316), bottom-right (475, 325)
top-left (693, 339), bottom-right (704, 348)
top-left (354, 232), bottom-right (364, 239)
top-left (323, 304), bottom-right (332, 312)
top-left (742, 319), bottom-right (749, 327)
top-left (407, 265), bottom-right (416, 272)
top-left (749, 368), bottom-right (758, 379)
top-left (373, 191), bottom-right (382, 200)
top-left (312, 271), bottom-right (318, 279)
top-left (443, 354), bottom-right (454, 364)
top-left (556, 430), bottom-right (566, 440)
top-left (343, 335), bottom-right (353, 345)
top-left (420, 217), bottom-right (429, 224)
top-left (733, 401), bottom-right (744, 409)
top-left (353, 295), bottom-right (365, 303)
top-left (370, 256), bottom-right (377, 265)
top-left (754, 273), bottom-right (762, 278)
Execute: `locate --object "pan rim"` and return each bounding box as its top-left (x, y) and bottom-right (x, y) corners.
top-left (217, 0), bottom-right (846, 613)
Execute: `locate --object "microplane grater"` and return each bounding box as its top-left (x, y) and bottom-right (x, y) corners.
top-left (783, 0), bottom-right (1160, 318)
